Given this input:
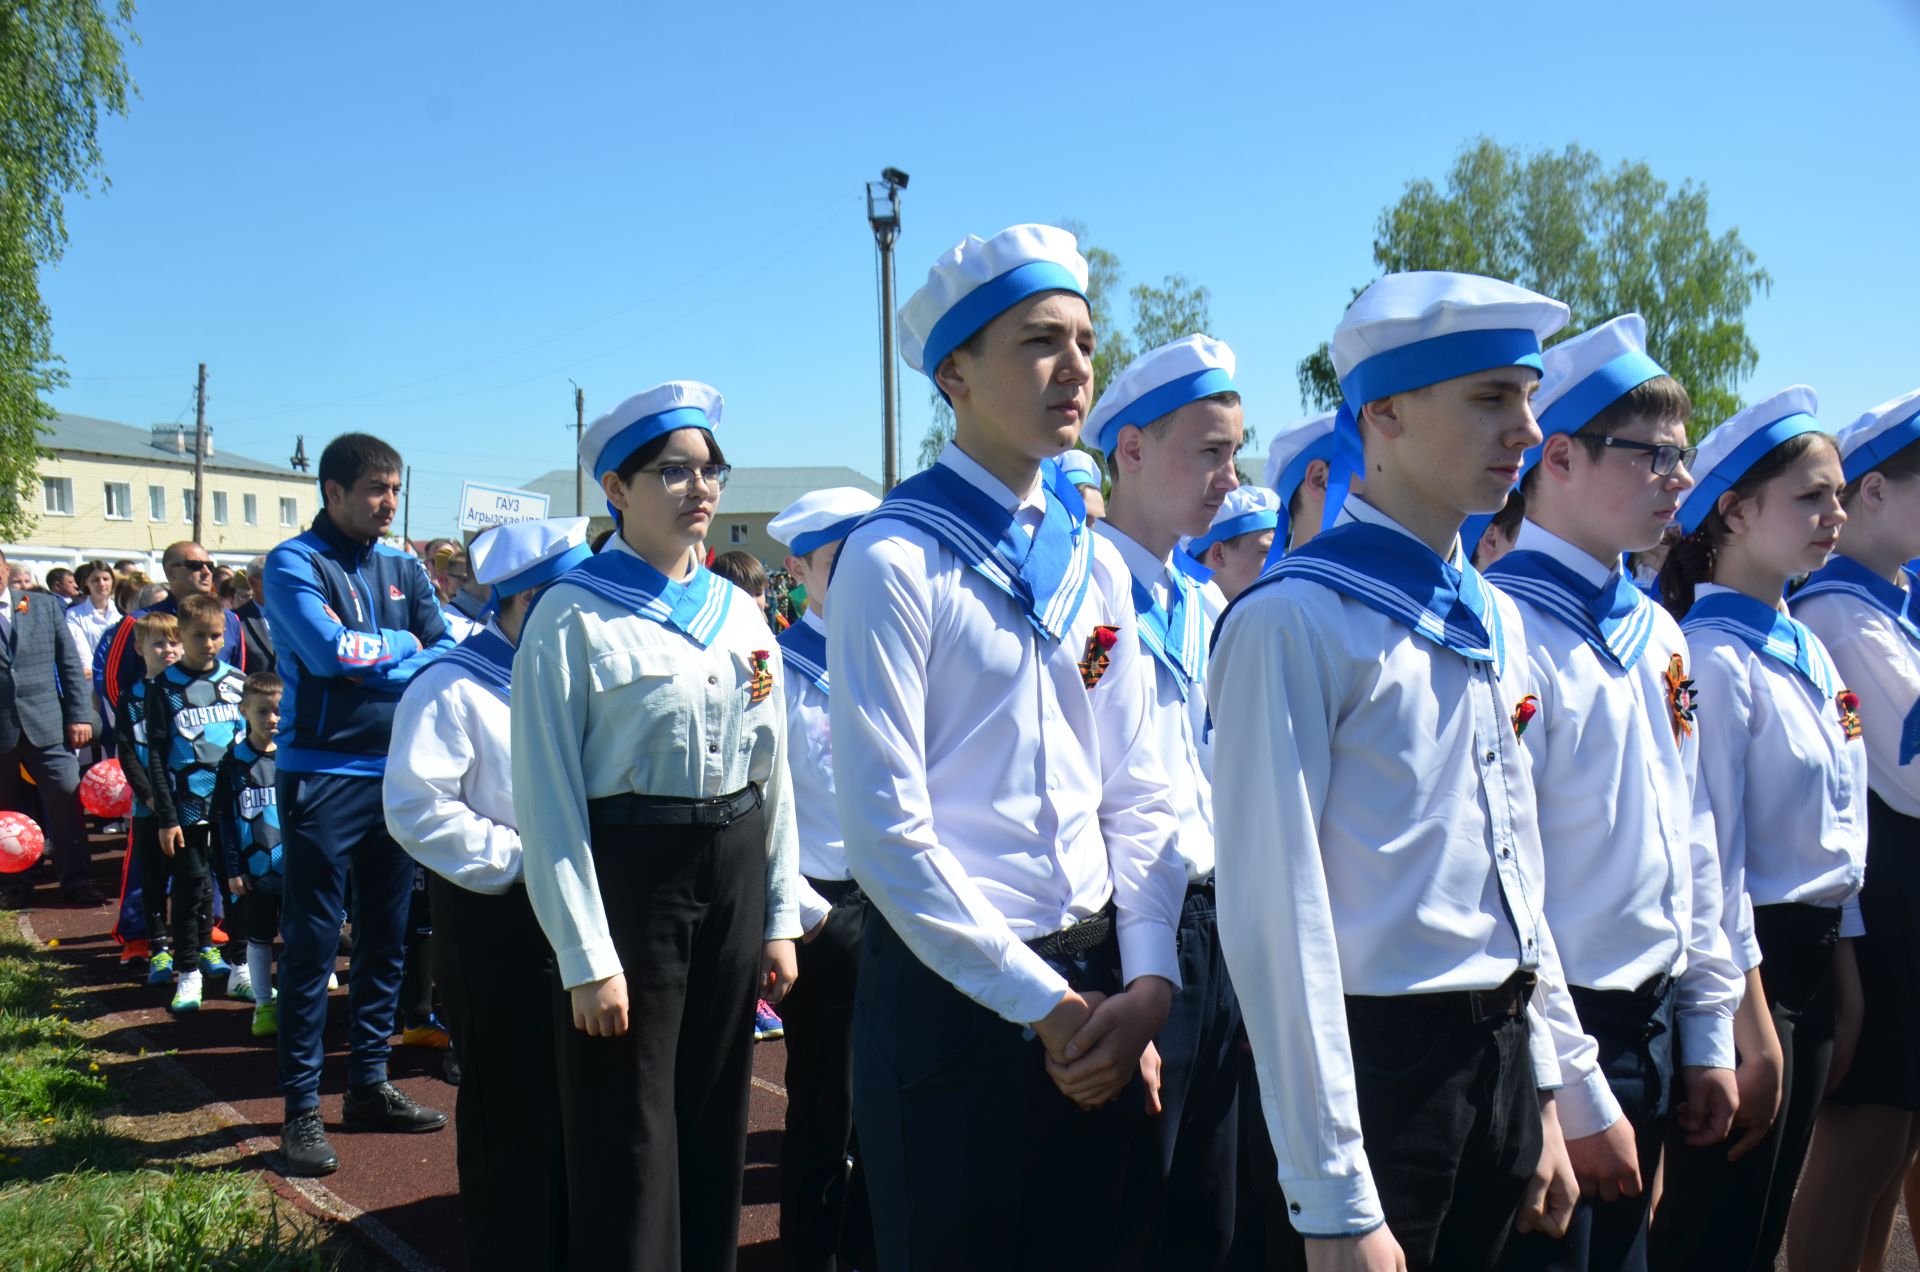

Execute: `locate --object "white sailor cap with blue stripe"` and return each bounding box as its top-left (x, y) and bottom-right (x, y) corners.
top-left (1677, 386), bottom-right (1826, 534)
top-left (767, 487), bottom-right (882, 556)
top-left (1085, 334), bottom-right (1238, 457)
top-left (1055, 448), bottom-right (1103, 490)
top-left (1524, 314), bottom-right (1669, 478)
top-left (1186, 486), bottom-right (1280, 562)
top-left (469, 516), bottom-right (593, 599)
top-left (579, 381), bottom-right (724, 485)
top-left (1263, 411), bottom-right (1339, 508)
top-left (898, 224), bottom-right (1089, 376)
top-left (1837, 389), bottom-right (1920, 483)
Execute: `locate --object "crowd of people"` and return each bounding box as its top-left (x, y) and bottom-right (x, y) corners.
top-left (2, 222), bottom-right (1919, 1272)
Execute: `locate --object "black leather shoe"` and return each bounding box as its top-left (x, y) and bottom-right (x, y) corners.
top-left (441, 1047), bottom-right (461, 1087)
top-left (341, 1082), bottom-right (448, 1133)
top-left (280, 1110), bottom-right (339, 1176)
top-left (61, 884), bottom-right (105, 906)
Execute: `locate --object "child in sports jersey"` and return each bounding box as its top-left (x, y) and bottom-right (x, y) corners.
top-left (218, 673), bottom-right (284, 1037)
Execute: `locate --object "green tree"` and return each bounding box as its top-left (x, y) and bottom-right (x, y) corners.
top-left (1296, 138), bottom-right (1770, 438)
top-left (0, 1), bottom-right (136, 538)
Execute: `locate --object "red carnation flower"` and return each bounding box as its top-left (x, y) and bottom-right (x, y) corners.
top-left (1092, 625), bottom-right (1120, 651)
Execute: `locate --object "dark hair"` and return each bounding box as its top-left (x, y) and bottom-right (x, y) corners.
top-left (79, 559), bottom-right (113, 584)
top-left (1658, 431), bottom-right (1837, 618)
top-left (45, 567), bottom-right (73, 589)
top-left (243, 670), bottom-right (284, 700)
top-left (177, 592), bottom-right (226, 630)
top-left (318, 433), bottom-right (402, 501)
top-left (1487, 486), bottom-right (1526, 544)
top-left (710, 549), bottom-right (768, 596)
top-left (217, 576), bottom-right (240, 601)
top-left (612, 429), bottom-right (728, 485)
top-left (1511, 375), bottom-right (1695, 521)
top-left (1841, 435), bottom-right (1920, 504)
top-left (590, 527), bottom-right (615, 553)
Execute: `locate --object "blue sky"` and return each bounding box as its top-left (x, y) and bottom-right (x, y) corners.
top-left (41, 0), bottom-right (1920, 537)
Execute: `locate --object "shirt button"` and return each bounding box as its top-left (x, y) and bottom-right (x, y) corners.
top-left (707, 742), bottom-right (719, 755)
top-left (1484, 750), bottom-right (1496, 765)
top-left (708, 675), bottom-right (719, 686)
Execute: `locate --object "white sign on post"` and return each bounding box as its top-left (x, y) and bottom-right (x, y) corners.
top-left (457, 481), bottom-right (549, 532)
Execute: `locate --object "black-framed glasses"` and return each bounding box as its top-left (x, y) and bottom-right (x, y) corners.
top-left (1591, 436), bottom-right (1698, 478)
top-left (639, 464), bottom-right (731, 494)
top-left (167, 557), bottom-right (214, 573)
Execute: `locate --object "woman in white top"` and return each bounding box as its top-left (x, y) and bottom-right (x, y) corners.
top-left (66, 560), bottom-right (119, 755)
top-left (1651, 388), bottom-right (1867, 1272)
top-left (512, 381), bottom-right (801, 1272)
top-left (1783, 391), bottom-right (1920, 1270)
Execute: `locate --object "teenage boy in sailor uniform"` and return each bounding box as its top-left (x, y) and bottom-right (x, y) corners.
top-left (1183, 485), bottom-right (1281, 603)
top-left (830, 223), bottom-right (1186, 1271)
top-left (1212, 272), bottom-right (1614, 1272)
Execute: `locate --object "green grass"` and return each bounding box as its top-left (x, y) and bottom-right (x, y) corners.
top-left (0, 921), bottom-right (344, 1270)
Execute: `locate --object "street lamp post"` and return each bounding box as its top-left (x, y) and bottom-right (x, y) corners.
top-left (866, 167), bottom-right (909, 490)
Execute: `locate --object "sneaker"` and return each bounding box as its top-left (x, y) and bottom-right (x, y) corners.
top-left (198, 946), bottom-right (231, 976)
top-left (227, 966), bottom-right (256, 1002)
top-left (146, 949), bottom-right (175, 986)
top-left (754, 999), bottom-right (784, 1041)
top-left (170, 971), bottom-right (203, 1013)
top-left (279, 1109), bottom-right (338, 1176)
top-left (119, 938), bottom-right (150, 964)
top-left (400, 1016), bottom-right (451, 1049)
top-left (252, 998), bottom-right (278, 1037)
top-left (341, 1082), bottom-right (447, 1134)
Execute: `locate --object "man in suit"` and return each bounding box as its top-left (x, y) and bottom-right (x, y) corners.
top-left (233, 555), bottom-right (275, 673)
top-left (0, 548), bottom-right (102, 907)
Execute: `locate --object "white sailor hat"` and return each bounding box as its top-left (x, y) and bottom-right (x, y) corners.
top-left (468, 516), bottom-right (593, 600)
top-left (767, 487), bottom-right (882, 556)
top-left (1185, 486), bottom-right (1280, 562)
top-left (1837, 389), bottom-right (1920, 483)
top-left (1263, 411), bottom-right (1339, 508)
top-left (579, 381), bottom-right (724, 484)
top-left (1086, 334), bottom-right (1238, 457)
top-left (898, 224), bottom-right (1089, 376)
top-left (1055, 448), bottom-right (1103, 490)
top-left (1677, 386), bottom-right (1826, 534)
top-left (1524, 314), bottom-right (1670, 477)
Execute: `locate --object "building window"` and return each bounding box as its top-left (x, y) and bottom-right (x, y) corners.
top-left (149, 485), bottom-right (166, 521)
top-left (280, 497), bottom-right (297, 527)
top-left (212, 491), bottom-right (229, 525)
top-left (243, 493), bottom-right (258, 525)
top-left (182, 489), bottom-right (197, 522)
top-left (103, 482), bottom-right (133, 520)
top-left (729, 524), bottom-right (749, 545)
top-left (42, 477), bottom-right (73, 516)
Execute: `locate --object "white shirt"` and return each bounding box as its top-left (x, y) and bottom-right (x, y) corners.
top-left (1794, 583), bottom-right (1920, 818)
top-left (384, 625), bottom-right (522, 895)
top-left (67, 598), bottom-right (120, 677)
top-left (782, 609), bottom-right (843, 933)
top-left (829, 443), bottom-right (1185, 1026)
top-left (1687, 583), bottom-right (1867, 965)
top-left (1503, 523), bottom-right (1740, 1070)
top-left (1093, 521), bottom-right (1215, 881)
top-left (511, 536), bottom-right (803, 990)
top-left (1209, 497), bottom-right (1617, 1237)
top-left (442, 605), bottom-right (482, 644)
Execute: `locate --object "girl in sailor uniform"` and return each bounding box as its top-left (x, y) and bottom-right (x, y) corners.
top-left (511, 383), bottom-right (802, 1272)
top-left (1782, 389), bottom-right (1920, 1269)
top-left (1650, 388), bottom-right (1866, 1272)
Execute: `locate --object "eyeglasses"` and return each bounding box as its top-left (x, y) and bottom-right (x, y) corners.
top-left (638, 464), bottom-right (731, 494)
top-left (1591, 436), bottom-right (1698, 478)
top-left (167, 558), bottom-right (215, 573)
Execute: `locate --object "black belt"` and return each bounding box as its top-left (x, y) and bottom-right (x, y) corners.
top-left (806, 877), bottom-right (863, 907)
top-left (1025, 904), bottom-right (1114, 959)
top-left (1352, 970), bottom-right (1537, 1027)
top-left (588, 784), bottom-right (762, 829)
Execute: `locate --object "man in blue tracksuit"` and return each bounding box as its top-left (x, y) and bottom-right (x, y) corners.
top-left (264, 432), bottom-right (456, 1176)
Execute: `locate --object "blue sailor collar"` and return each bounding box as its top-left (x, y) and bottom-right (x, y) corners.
top-left (1486, 521), bottom-right (1657, 670)
top-left (1792, 556), bottom-right (1920, 649)
top-left (1684, 584), bottom-right (1841, 698)
top-left (436, 621), bottom-right (516, 703)
top-left (1229, 497), bottom-right (1507, 667)
top-left (1096, 522), bottom-right (1206, 696)
top-left (848, 442), bottom-right (1094, 643)
top-left (533, 534), bottom-right (733, 648)
top-left (776, 608), bottom-right (829, 695)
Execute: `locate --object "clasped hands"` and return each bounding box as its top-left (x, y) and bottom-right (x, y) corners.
top-left (1032, 975), bottom-right (1173, 1114)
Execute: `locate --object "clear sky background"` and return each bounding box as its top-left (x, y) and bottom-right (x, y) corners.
top-left (40, 0), bottom-right (1920, 538)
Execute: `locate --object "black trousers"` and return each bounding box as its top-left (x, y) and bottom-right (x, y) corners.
top-left (399, 864), bottom-right (434, 1028)
top-left (0, 734), bottom-right (92, 889)
top-left (138, 819), bottom-right (212, 958)
top-left (853, 909), bottom-right (1158, 1272)
top-left (1652, 903), bottom-right (1839, 1271)
top-left (1503, 982), bottom-right (1677, 1272)
top-left (1136, 881), bottom-right (1251, 1272)
top-left (1270, 985), bottom-right (1542, 1272)
top-left (779, 878), bottom-right (873, 1272)
top-left (555, 803), bottom-right (766, 1272)
top-left (429, 873), bottom-right (566, 1272)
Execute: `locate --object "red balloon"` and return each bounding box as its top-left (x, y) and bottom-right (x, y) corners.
top-left (0, 811), bottom-right (44, 875)
top-left (80, 759), bottom-right (132, 819)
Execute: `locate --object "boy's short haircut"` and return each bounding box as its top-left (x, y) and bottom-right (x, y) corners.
top-left (1109, 390), bottom-right (1243, 488)
top-left (242, 671), bottom-right (284, 702)
top-left (710, 550), bottom-right (769, 596)
top-left (318, 432), bottom-right (403, 498)
top-left (1516, 374), bottom-right (1694, 507)
top-left (177, 592), bottom-right (226, 630)
top-left (133, 611), bottom-right (180, 647)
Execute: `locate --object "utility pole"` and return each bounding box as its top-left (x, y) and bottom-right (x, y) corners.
top-left (572, 383), bottom-right (585, 515)
top-left (866, 168), bottom-right (909, 489)
top-left (402, 465), bottom-right (411, 545)
top-left (191, 362), bottom-right (207, 543)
